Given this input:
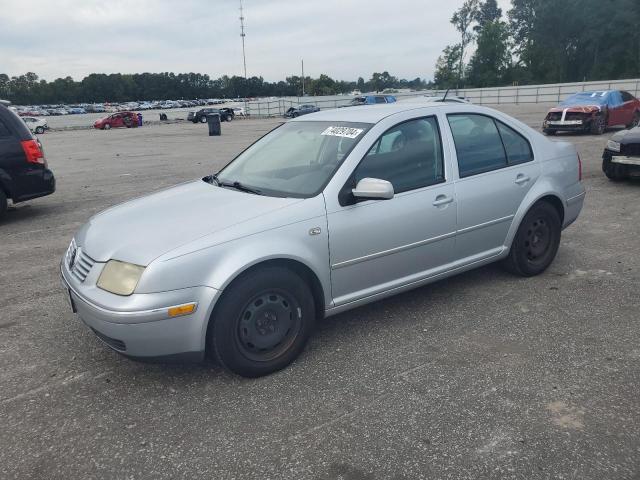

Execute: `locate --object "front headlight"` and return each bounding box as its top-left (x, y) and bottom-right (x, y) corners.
top-left (606, 140), bottom-right (621, 152)
top-left (97, 260), bottom-right (145, 296)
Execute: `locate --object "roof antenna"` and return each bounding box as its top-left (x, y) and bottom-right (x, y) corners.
top-left (442, 88), bottom-right (450, 102)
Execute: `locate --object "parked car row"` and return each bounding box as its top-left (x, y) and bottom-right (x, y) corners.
top-left (10, 98), bottom-right (238, 118)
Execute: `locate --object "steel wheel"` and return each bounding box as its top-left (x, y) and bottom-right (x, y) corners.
top-left (524, 217), bottom-right (551, 263)
top-left (502, 201), bottom-right (561, 277)
top-left (209, 266), bottom-right (316, 377)
top-left (236, 290), bottom-right (302, 362)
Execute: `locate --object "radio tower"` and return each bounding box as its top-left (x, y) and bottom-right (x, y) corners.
top-left (239, 0), bottom-right (247, 81)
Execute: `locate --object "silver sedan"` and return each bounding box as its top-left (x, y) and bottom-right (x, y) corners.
top-left (61, 103), bottom-right (585, 377)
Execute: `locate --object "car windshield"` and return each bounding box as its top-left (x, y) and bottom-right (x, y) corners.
top-left (350, 97), bottom-right (366, 105)
top-left (215, 121), bottom-right (372, 198)
top-left (560, 91), bottom-right (610, 106)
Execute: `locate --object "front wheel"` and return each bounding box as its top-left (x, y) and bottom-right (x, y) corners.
top-left (627, 111), bottom-right (640, 129)
top-left (35, 126), bottom-right (45, 134)
top-left (226, 114), bottom-right (233, 122)
top-left (103, 123), bottom-right (111, 130)
top-left (502, 202), bottom-right (561, 277)
top-left (200, 116), bottom-right (208, 123)
top-left (209, 267), bottom-right (316, 377)
top-left (590, 115), bottom-right (606, 135)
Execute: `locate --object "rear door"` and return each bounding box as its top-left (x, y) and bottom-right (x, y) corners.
top-left (446, 113), bottom-right (540, 261)
top-left (0, 108), bottom-right (36, 201)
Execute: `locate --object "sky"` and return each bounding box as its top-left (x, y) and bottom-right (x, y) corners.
top-left (0, 0), bottom-right (512, 82)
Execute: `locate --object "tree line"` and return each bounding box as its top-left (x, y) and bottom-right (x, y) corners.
top-left (435, 0), bottom-right (640, 89)
top-left (0, 71), bottom-right (430, 105)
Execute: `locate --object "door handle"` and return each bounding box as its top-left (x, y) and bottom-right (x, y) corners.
top-left (432, 195), bottom-right (454, 207)
top-left (515, 174), bottom-right (531, 185)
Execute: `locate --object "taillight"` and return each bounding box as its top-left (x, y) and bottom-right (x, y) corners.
top-left (21, 139), bottom-right (45, 165)
top-left (577, 153), bottom-right (582, 181)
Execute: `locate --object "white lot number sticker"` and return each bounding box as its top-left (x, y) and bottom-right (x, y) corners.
top-left (321, 126), bottom-right (364, 139)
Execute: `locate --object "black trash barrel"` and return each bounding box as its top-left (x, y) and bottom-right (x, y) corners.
top-left (207, 113), bottom-right (221, 136)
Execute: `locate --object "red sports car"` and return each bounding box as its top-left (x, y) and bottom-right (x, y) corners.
top-left (543, 90), bottom-right (640, 135)
top-left (94, 111), bottom-right (139, 130)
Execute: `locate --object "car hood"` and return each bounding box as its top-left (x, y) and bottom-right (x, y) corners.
top-left (75, 180), bottom-right (302, 266)
top-left (611, 126), bottom-right (640, 144)
top-left (548, 105), bottom-right (601, 115)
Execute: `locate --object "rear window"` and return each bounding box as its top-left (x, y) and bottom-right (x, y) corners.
top-left (0, 118), bottom-right (11, 137)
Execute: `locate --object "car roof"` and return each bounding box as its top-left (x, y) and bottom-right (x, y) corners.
top-left (292, 102), bottom-right (448, 124)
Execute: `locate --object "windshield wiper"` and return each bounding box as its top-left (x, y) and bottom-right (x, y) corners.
top-left (220, 180), bottom-right (263, 195)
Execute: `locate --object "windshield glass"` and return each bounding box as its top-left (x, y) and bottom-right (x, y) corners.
top-left (216, 121), bottom-right (372, 198)
top-left (560, 91), bottom-right (610, 106)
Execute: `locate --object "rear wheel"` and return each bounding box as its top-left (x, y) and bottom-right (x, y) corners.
top-left (502, 202), bottom-right (561, 277)
top-left (0, 189), bottom-right (7, 220)
top-left (209, 267), bottom-right (316, 377)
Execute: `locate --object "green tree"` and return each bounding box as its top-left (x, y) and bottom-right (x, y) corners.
top-left (434, 44), bottom-right (463, 89)
top-left (466, 20), bottom-right (511, 87)
top-left (451, 0), bottom-right (480, 86)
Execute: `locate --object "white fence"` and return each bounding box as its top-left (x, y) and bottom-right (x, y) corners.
top-left (245, 78), bottom-right (640, 117)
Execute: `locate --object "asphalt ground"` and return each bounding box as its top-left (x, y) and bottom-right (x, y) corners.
top-left (1, 105), bottom-right (639, 479)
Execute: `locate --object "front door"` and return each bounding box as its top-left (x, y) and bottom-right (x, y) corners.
top-left (327, 116), bottom-right (457, 306)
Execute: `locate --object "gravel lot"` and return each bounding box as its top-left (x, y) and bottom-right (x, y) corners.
top-left (1, 105), bottom-right (639, 479)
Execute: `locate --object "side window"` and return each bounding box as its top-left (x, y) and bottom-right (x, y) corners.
top-left (495, 121), bottom-right (533, 165)
top-left (448, 114), bottom-right (507, 177)
top-left (0, 118), bottom-right (12, 137)
top-left (374, 96), bottom-right (386, 104)
top-left (354, 117), bottom-right (444, 194)
top-left (621, 91), bottom-right (634, 102)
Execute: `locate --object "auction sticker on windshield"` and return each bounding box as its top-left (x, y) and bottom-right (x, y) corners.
top-left (321, 126), bottom-right (364, 139)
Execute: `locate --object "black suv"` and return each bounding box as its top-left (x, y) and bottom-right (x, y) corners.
top-left (187, 108), bottom-right (234, 123)
top-left (0, 101), bottom-right (55, 218)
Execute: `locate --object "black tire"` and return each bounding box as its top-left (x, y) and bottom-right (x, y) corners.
top-left (226, 114), bottom-right (233, 122)
top-left (502, 201), bottom-right (561, 277)
top-left (543, 129), bottom-right (556, 136)
top-left (200, 116), bottom-right (207, 123)
top-left (292, 112), bottom-right (299, 118)
top-left (0, 189), bottom-right (7, 220)
top-left (209, 267), bottom-right (316, 377)
top-left (35, 126), bottom-right (45, 134)
top-left (103, 123), bottom-right (111, 130)
top-left (604, 163), bottom-right (625, 181)
top-left (627, 111), bottom-right (640, 129)
top-left (590, 115), bottom-right (606, 135)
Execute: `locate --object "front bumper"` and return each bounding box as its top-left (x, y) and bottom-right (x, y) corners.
top-left (61, 263), bottom-right (220, 362)
top-left (602, 150), bottom-right (640, 176)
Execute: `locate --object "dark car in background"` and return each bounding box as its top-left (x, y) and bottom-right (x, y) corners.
top-left (543, 90), bottom-right (640, 135)
top-left (0, 101), bottom-right (55, 218)
top-left (284, 104), bottom-right (320, 118)
top-left (188, 108), bottom-right (234, 123)
top-left (602, 127), bottom-right (640, 180)
top-left (346, 95), bottom-right (397, 107)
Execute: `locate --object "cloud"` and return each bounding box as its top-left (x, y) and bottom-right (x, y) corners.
top-left (0, 0), bottom-right (513, 82)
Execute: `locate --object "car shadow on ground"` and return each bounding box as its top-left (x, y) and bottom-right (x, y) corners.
top-left (0, 203), bottom-right (60, 227)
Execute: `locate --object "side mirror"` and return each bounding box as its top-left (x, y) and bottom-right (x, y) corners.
top-left (352, 177), bottom-right (394, 200)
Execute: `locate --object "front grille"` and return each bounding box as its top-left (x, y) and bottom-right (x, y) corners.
top-left (565, 112), bottom-right (586, 121)
top-left (622, 143), bottom-right (640, 157)
top-left (90, 327), bottom-right (127, 351)
top-left (65, 240), bottom-right (96, 282)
